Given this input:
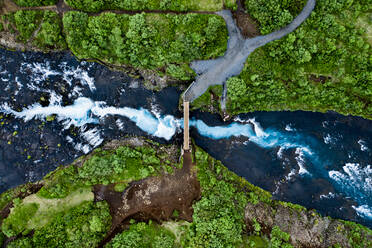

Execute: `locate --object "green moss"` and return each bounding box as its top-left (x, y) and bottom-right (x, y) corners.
top-left (278, 201), bottom-right (306, 212)
top-left (7, 201), bottom-right (111, 248)
top-left (114, 182), bottom-right (128, 192)
top-left (1, 202), bottom-right (39, 237)
top-left (45, 115), bottom-right (55, 121)
top-left (0, 22), bottom-right (3, 32)
top-left (244, 235), bottom-right (268, 248)
top-left (0, 183), bottom-right (33, 210)
top-left (106, 221), bottom-right (176, 248)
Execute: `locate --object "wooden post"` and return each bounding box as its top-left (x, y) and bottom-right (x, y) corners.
top-left (183, 101), bottom-right (190, 151)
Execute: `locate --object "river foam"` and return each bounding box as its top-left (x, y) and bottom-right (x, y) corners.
top-left (329, 163), bottom-right (372, 219)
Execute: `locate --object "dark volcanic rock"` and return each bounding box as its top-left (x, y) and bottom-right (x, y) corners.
top-left (245, 202), bottom-right (371, 247)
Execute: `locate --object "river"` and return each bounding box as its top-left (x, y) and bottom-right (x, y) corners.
top-left (0, 49), bottom-right (371, 228)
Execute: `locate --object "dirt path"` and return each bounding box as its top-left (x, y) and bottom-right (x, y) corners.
top-left (183, 0), bottom-right (317, 103)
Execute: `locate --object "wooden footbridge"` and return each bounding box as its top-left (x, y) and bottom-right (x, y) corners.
top-left (183, 101), bottom-right (190, 151)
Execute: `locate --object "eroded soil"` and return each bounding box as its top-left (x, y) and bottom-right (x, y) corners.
top-left (234, 0), bottom-right (259, 38)
top-left (93, 150), bottom-right (200, 246)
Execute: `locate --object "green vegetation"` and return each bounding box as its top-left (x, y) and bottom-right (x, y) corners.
top-left (10, 10), bottom-right (43, 42)
top-left (34, 11), bottom-right (66, 49)
top-left (38, 143), bottom-right (180, 198)
top-left (245, 0), bottom-right (306, 34)
top-left (182, 147), bottom-right (272, 247)
top-left (269, 226), bottom-right (293, 248)
top-left (0, 183), bottom-right (32, 210)
top-left (226, 0), bottom-right (372, 120)
top-left (2, 201), bottom-right (39, 237)
top-left (14, 0), bottom-right (57, 7)
top-left (63, 12), bottom-right (227, 80)
top-left (0, 141), bottom-right (371, 247)
top-left (65, 0), bottom-right (236, 12)
top-left (246, 235), bottom-right (268, 247)
top-left (2, 188), bottom-right (94, 238)
top-left (106, 221), bottom-right (176, 248)
top-left (0, 10), bottom-right (65, 50)
top-left (191, 85), bottom-right (222, 112)
top-left (341, 220), bottom-right (372, 248)
top-left (7, 201), bottom-right (111, 248)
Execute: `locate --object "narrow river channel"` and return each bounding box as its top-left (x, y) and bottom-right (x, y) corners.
top-left (0, 49), bottom-right (371, 228)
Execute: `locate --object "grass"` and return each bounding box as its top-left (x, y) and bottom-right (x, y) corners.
top-left (23, 188), bottom-right (94, 229)
top-left (0, 184), bottom-right (28, 210)
top-left (356, 13), bottom-right (372, 45)
top-left (161, 221), bottom-right (190, 244)
top-left (244, 235), bottom-right (268, 247)
top-left (1, 188), bottom-right (93, 237)
top-left (37, 142), bottom-right (181, 198)
top-left (1, 202), bottom-right (39, 237)
top-left (192, 0), bottom-right (223, 11)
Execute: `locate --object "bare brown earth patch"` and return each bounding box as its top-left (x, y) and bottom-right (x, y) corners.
top-left (234, 11), bottom-right (259, 38)
top-left (233, 0), bottom-right (259, 38)
top-left (94, 150), bottom-right (200, 245)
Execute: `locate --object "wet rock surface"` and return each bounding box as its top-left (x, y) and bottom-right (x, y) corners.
top-left (245, 202), bottom-right (371, 247)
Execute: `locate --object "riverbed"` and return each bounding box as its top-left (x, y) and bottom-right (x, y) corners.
top-left (0, 49), bottom-right (371, 228)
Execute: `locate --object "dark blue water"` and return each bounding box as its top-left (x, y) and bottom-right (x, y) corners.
top-left (0, 49), bottom-right (371, 228)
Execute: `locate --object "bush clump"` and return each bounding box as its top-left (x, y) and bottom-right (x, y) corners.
top-left (63, 12), bottom-right (227, 79)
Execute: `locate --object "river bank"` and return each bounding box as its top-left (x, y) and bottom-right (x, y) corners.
top-left (0, 0), bottom-right (371, 243)
top-left (1, 136), bottom-right (371, 247)
top-left (0, 48), bottom-right (371, 229)
top-left (1, 0), bottom-right (370, 121)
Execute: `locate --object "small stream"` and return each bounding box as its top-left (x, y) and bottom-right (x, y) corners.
top-left (0, 49), bottom-right (371, 228)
